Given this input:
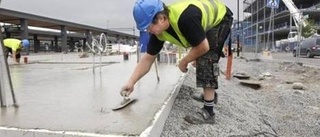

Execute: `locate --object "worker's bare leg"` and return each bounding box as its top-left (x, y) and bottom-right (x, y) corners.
top-left (203, 87), bottom-right (215, 101)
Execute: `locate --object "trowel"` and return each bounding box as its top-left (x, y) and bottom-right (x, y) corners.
top-left (112, 96), bottom-right (136, 111)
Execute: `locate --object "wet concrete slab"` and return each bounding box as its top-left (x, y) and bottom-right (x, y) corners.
top-left (0, 53), bottom-right (184, 136)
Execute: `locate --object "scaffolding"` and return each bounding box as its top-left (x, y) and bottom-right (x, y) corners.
top-left (242, 0), bottom-right (320, 53)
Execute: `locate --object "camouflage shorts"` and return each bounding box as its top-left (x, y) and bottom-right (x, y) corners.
top-left (5, 47), bottom-right (21, 59)
top-left (196, 50), bottom-right (219, 89)
top-left (195, 13), bottom-right (233, 89)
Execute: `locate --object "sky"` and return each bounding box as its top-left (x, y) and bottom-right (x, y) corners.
top-left (0, 0), bottom-right (243, 35)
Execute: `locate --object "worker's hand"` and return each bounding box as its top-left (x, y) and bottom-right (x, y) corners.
top-left (178, 58), bottom-right (188, 73)
top-left (120, 82), bottom-right (134, 97)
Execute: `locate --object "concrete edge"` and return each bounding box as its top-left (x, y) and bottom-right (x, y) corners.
top-left (302, 64), bottom-right (320, 69)
top-left (0, 126), bottom-right (122, 137)
top-left (139, 72), bottom-right (188, 137)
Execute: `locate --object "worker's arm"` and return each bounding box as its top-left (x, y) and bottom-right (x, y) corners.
top-left (178, 38), bottom-right (210, 72)
top-left (129, 53), bottom-right (156, 84)
top-left (121, 53), bottom-right (156, 96)
top-left (11, 50), bottom-right (20, 64)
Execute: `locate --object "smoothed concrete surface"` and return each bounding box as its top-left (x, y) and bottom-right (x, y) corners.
top-left (0, 53), bottom-right (184, 136)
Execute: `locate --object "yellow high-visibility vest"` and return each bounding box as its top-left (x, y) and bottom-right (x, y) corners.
top-left (3, 38), bottom-right (22, 51)
top-left (157, 0), bottom-right (227, 48)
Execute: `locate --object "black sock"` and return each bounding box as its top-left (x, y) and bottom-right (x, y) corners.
top-left (203, 99), bottom-right (215, 116)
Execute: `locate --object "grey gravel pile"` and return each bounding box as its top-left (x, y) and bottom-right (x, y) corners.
top-left (161, 58), bottom-right (320, 137)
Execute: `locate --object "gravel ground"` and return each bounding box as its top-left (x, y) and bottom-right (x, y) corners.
top-left (161, 57), bottom-right (320, 137)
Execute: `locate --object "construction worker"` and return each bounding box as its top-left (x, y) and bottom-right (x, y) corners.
top-left (121, 0), bottom-right (233, 124)
top-left (3, 38), bottom-right (29, 64)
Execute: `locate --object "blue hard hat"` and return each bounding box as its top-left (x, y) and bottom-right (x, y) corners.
top-left (133, 0), bottom-right (163, 31)
top-left (21, 39), bottom-right (30, 48)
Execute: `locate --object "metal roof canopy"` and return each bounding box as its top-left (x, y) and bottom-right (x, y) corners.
top-left (0, 8), bottom-right (137, 39)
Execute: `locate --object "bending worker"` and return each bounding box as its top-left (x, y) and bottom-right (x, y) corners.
top-left (3, 38), bottom-right (30, 64)
top-left (121, 0), bottom-right (233, 124)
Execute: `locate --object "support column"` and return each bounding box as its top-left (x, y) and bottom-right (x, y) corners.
top-left (125, 36), bottom-right (129, 45)
top-left (20, 19), bottom-right (29, 39)
top-left (85, 30), bottom-right (92, 53)
top-left (50, 40), bottom-right (54, 52)
top-left (33, 34), bottom-right (40, 53)
top-left (82, 38), bottom-right (87, 51)
top-left (69, 37), bottom-right (74, 52)
top-left (3, 26), bottom-right (11, 38)
top-left (54, 36), bottom-right (58, 52)
top-left (61, 25), bottom-right (68, 53)
top-left (116, 35), bottom-right (120, 54)
top-left (116, 35), bottom-right (120, 44)
top-left (85, 30), bottom-right (92, 46)
top-left (20, 19), bottom-right (29, 55)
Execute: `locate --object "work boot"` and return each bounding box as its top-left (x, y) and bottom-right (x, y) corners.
top-left (184, 107), bottom-right (215, 124)
top-left (191, 92), bottom-right (218, 104)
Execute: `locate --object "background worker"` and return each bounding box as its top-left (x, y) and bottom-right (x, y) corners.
top-left (3, 38), bottom-right (30, 64)
top-left (121, 0), bottom-right (233, 124)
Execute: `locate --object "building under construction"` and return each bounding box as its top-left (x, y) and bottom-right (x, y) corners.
top-left (241, 0), bottom-right (320, 52)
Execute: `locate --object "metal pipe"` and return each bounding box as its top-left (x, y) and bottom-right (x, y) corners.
top-left (237, 0), bottom-right (240, 57)
top-left (255, 0), bottom-right (258, 58)
top-left (0, 34), bottom-right (5, 107)
top-left (0, 31), bottom-right (18, 107)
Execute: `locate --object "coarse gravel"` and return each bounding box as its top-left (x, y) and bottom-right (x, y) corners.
top-left (161, 57), bottom-right (320, 137)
